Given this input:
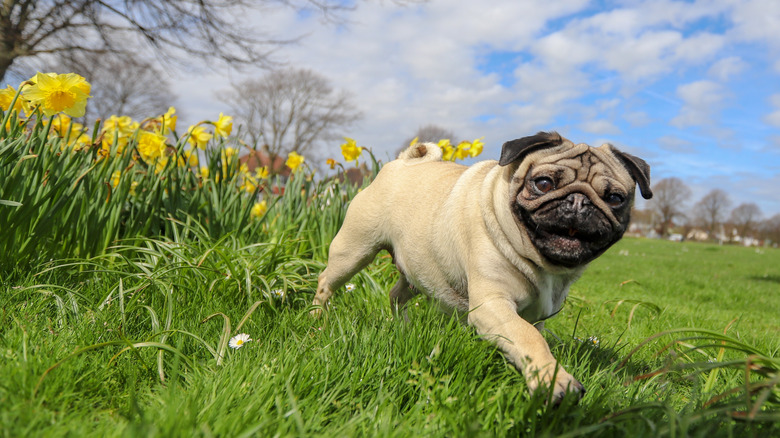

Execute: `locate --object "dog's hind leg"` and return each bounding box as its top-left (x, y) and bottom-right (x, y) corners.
top-left (389, 274), bottom-right (415, 321)
top-left (311, 220), bottom-right (382, 315)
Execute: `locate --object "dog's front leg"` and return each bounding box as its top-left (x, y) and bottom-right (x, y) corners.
top-left (467, 291), bottom-right (584, 404)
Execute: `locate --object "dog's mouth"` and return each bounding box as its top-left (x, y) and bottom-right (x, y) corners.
top-left (535, 223), bottom-right (607, 252)
top-left (515, 199), bottom-right (621, 267)
top-left (533, 223), bottom-right (614, 267)
top-left (542, 223), bottom-right (608, 242)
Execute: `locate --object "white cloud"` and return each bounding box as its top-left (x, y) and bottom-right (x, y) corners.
top-left (579, 119), bottom-right (620, 135)
top-left (707, 56), bottom-right (748, 81)
top-left (763, 94), bottom-right (780, 127)
top-left (728, 0), bottom-right (780, 48)
top-left (156, 0), bottom-right (780, 214)
top-left (670, 80), bottom-right (728, 128)
top-left (672, 32), bottom-right (726, 64)
top-left (623, 111), bottom-right (652, 127)
top-left (596, 98), bottom-right (621, 111)
top-left (657, 135), bottom-right (696, 153)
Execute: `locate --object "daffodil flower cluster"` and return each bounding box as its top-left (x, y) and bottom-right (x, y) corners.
top-left (2, 71), bottom-right (491, 230)
top-left (438, 137), bottom-right (485, 161)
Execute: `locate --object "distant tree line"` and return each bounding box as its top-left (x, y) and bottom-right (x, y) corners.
top-left (632, 177), bottom-right (780, 246)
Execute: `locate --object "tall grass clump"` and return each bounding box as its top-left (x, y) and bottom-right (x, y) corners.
top-left (0, 113), bottom-right (258, 268)
top-left (0, 88), bottom-right (382, 270)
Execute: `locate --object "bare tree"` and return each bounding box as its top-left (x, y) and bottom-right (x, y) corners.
top-left (729, 203), bottom-right (762, 239)
top-left (648, 177), bottom-right (692, 236)
top-left (403, 124), bottom-right (457, 146)
top-left (222, 67), bottom-right (362, 162)
top-left (760, 213), bottom-right (780, 245)
top-left (693, 189), bottom-right (732, 238)
top-left (0, 0), bottom-right (357, 81)
top-left (48, 51), bottom-right (176, 120)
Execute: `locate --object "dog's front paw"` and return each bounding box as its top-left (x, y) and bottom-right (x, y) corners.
top-left (526, 364), bottom-right (585, 405)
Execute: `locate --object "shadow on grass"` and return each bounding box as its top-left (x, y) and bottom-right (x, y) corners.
top-left (748, 275), bottom-right (780, 285)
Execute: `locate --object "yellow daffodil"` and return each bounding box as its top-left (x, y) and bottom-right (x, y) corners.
top-left (129, 180), bottom-right (139, 196)
top-left (438, 139), bottom-right (455, 161)
top-left (222, 147), bottom-right (238, 163)
top-left (71, 133), bottom-right (92, 151)
top-left (101, 115), bottom-right (138, 156)
top-left (214, 113), bottom-right (233, 139)
top-left (159, 106), bottom-right (177, 134)
top-left (51, 114), bottom-right (84, 138)
top-left (285, 151), bottom-right (305, 171)
top-left (177, 151), bottom-right (198, 168)
top-left (145, 106), bottom-right (178, 134)
top-left (104, 115), bottom-right (138, 136)
top-left (340, 137), bottom-right (363, 162)
top-left (241, 177), bottom-right (258, 193)
top-left (453, 141), bottom-right (470, 160)
top-left (326, 158), bottom-right (337, 170)
top-left (250, 201), bottom-right (268, 219)
top-left (61, 132), bottom-right (92, 152)
top-left (469, 137), bottom-right (484, 157)
top-left (23, 72), bottom-right (90, 117)
top-left (187, 124), bottom-right (212, 150)
top-left (182, 149), bottom-right (199, 167)
top-left (137, 130), bottom-right (168, 162)
top-left (153, 156), bottom-right (170, 173)
top-left (100, 135), bottom-right (130, 157)
top-left (0, 85), bottom-right (24, 113)
top-left (256, 166), bottom-right (269, 179)
top-left (110, 171), bottom-right (121, 189)
top-left (199, 166), bottom-right (210, 179)
top-left (165, 107), bottom-right (177, 131)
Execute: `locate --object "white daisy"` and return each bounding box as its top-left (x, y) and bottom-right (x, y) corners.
top-left (345, 283), bottom-right (356, 292)
top-left (229, 333), bottom-right (252, 349)
top-left (270, 288), bottom-right (284, 298)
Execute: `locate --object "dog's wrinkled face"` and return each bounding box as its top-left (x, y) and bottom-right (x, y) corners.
top-left (501, 132), bottom-right (653, 267)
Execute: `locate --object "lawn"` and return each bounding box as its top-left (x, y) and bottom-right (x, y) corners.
top-left (2, 231), bottom-right (778, 437)
top-left (1, 82), bottom-right (779, 436)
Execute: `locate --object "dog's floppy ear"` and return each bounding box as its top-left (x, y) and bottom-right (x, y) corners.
top-left (499, 131), bottom-right (564, 166)
top-left (614, 151), bottom-right (653, 200)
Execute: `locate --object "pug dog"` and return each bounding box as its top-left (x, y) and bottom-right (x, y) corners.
top-left (311, 131), bottom-right (652, 403)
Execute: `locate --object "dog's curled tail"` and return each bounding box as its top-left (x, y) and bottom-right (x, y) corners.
top-left (397, 142), bottom-right (443, 163)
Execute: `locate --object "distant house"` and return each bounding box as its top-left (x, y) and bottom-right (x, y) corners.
top-left (239, 150), bottom-right (291, 178)
top-left (334, 162), bottom-right (372, 187)
top-left (238, 150), bottom-right (292, 195)
top-left (238, 150), bottom-right (375, 196)
top-left (686, 228), bottom-right (709, 241)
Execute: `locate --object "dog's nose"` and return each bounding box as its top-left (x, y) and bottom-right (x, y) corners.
top-left (566, 193), bottom-right (591, 211)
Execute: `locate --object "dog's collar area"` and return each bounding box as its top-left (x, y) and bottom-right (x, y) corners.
top-left (536, 304), bottom-right (564, 323)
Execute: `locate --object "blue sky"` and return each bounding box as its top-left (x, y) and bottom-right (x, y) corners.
top-left (92, 1), bottom-right (780, 216)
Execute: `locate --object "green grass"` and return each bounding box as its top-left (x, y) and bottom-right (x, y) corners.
top-left (2, 232), bottom-right (778, 437)
top-left (1, 112), bottom-right (778, 436)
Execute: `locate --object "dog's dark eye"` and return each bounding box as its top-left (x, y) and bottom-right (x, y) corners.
top-left (606, 193), bottom-right (625, 207)
top-left (534, 177), bottom-right (554, 194)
